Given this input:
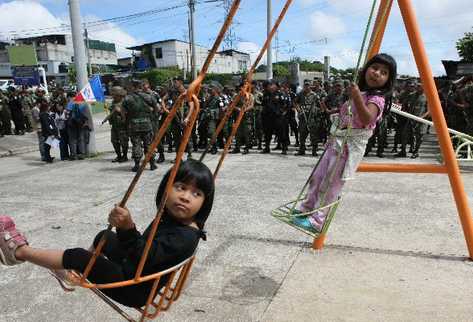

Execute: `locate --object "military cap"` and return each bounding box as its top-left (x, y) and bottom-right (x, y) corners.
top-left (209, 81), bottom-right (223, 92)
top-left (111, 86), bottom-right (127, 97)
top-left (130, 79), bottom-right (143, 87)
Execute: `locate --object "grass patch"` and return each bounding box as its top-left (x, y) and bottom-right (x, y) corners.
top-left (90, 102), bottom-right (108, 114)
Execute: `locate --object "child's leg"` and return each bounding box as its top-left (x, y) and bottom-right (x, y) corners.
top-left (308, 157), bottom-right (346, 230)
top-left (15, 247), bottom-right (64, 270)
top-left (299, 144), bottom-right (337, 212)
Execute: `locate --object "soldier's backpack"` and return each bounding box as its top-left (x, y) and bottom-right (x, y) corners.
top-left (69, 103), bottom-right (88, 128)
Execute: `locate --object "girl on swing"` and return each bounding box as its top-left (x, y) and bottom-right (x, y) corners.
top-left (293, 53), bottom-right (397, 233)
top-left (0, 159), bottom-right (214, 308)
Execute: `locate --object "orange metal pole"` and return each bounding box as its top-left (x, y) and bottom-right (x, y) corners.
top-left (312, 234), bottom-right (326, 250)
top-left (357, 163), bottom-right (447, 174)
top-left (366, 0), bottom-right (393, 59)
top-left (398, 0), bottom-right (473, 258)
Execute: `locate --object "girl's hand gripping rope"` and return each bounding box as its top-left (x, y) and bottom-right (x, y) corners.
top-left (108, 205), bottom-right (135, 230)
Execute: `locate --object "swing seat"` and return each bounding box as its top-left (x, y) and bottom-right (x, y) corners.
top-left (271, 198), bottom-right (340, 238)
top-left (81, 254), bottom-right (196, 322)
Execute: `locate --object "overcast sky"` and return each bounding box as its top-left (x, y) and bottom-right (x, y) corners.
top-left (0, 0), bottom-right (471, 76)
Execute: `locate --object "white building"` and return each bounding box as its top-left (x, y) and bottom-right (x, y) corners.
top-left (127, 39), bottom-right (251, 74)
top-left (0, 34), bottom-right (118, 81)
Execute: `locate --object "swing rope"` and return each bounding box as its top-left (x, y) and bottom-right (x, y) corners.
top-left (212, 0), bottom-right (294, 179)
top-left (275, 0), bottom-right (382, 235)
top-left (199, 0), bottom-right (294, 171)
top-left (79, 0), bottom-right (242, 286)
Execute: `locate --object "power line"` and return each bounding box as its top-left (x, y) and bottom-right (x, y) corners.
top-left (0, 2), bottom-right (190, 38)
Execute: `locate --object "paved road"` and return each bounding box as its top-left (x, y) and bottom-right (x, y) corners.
top-left (1, 115), bottom-right (473, 322)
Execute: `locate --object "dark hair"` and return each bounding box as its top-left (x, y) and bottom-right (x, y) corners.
top-left (357, 53), bottom-right (397, 115)
top-left (155, 160), bottom-right (215, 239)
top-left (358, 53), bottom-right (397, 95)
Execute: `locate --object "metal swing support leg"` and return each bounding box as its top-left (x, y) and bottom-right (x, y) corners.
top-left (313, 0), bottom-right (473, 260)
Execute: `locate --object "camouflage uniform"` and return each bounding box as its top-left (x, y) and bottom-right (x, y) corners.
top-left (207, 94), bottom-right (225, 154)
top-left (250, 89), bottom-right (264, 149)
top-left (197, 92), bottom-right (209, 149)
top-left (0, 91), bottom-right (11, 135)
top-left (295, 89), bottom-right (319, 156)
top-left (105, 88), bottom-right (129, 162)
top-left (319, 87), bottom-right (338, 144)
top-left (462, 83), bottom-right (473, 135)
top-left (393, 86), bottom-right (415, 154)
top-left (143, 89), bottom-right (165, 162)
top-left (122, 91), bottom-right (156, 171)
top-left (261, 88), bottom-right (289, 154)
top-left (20, 92), bottom-right (35, 132)
top-left (401, 91), bottom-right (428, 158)
top-left (232, 93), bottom-right (254, 154)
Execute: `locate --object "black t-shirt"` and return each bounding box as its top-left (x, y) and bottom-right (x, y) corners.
top-left (116, 216), bottom-right (201, 279)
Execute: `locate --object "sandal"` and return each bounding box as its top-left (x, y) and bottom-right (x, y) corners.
top-left (0, 216), bottom-right (28, 266)
top-left (49, 270), bottom-right (78, 292)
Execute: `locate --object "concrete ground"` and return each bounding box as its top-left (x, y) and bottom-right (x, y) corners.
top-left (1, 114), bottom-right (473, 322)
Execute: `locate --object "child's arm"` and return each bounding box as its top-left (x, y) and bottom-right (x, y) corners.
top-left (350, 83), bottom-right (380, 126)
top-left (109, 206), bottom-right (196, 268)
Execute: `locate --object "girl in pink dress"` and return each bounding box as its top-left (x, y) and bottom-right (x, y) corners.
top-left (293, 53), bottom-right (397, 233)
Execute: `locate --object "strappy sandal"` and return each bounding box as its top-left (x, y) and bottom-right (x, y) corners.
top-left (0, 216), bottom-right (28, 266)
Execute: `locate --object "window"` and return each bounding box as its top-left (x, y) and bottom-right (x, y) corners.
top-left (238, 60), bottom-right (247, 71)
top-left (155, 47), bottom-right (163, 59)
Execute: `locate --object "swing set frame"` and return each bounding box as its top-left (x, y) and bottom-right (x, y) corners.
top-left (310, 0), bottom-right (473, 260)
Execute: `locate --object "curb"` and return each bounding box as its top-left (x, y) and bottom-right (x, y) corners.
top-left (0, 146), bottom-right (39, 158)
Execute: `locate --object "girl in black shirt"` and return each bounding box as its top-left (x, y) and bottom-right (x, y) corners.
top-left (0, 160), bottom-right (215, 308)
top-left (39, 99), bottom-right (58, 163)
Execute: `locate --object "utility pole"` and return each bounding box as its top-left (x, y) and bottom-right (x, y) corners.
top-left (189, 0), bottom-right (197, 80)
top-left (68, 0), bottom-right (96, 154)
top-left (266, 0), bottom-right (273, 80)
top-left (84, 27), bottom-right (92, 76)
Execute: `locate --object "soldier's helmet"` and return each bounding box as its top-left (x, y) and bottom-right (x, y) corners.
top-left (111, 86), bottom-right (127, 97)
top-left (209, 81), bottom-right (223, 92)
top-left (130, 79), bottom-right (143, 89)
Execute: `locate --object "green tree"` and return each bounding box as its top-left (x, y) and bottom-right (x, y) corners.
top-left (273, 64), bottom-right (289, 77)
top-left (457, 31), bottom-right (473, 62)
top-left (138, 67), bottom-right (182, 87)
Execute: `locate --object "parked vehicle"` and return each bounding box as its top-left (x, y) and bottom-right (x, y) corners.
top-left (0, 79), bottom-right (15, 91)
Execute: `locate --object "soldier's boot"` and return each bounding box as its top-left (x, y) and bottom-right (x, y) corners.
top-left (312, 147), bottom-right (318, 157)
top-left (131, 159), bottom-right (140, 172)
top-left (395, 149), bottom-right (407, 158)
top-left (112, 144), bottom-right (121, 162)
top-left (281, 145), bottom-right (288, 155)
top-left (230, 146), bottom-right (241, 154)
top-left (295, 144), bottom-right (306, 155)
top-left (120, 146), bottom-right (129, 162)
top-left (411, 141), bottom-right (421, 159)
top-left (210, 144), bottom-right (218, 155)
top-left (157, 151), bottom-right (165, 163)
top-left (149, 158), bottom-right (157, 171)
top-left (274, 143), bottom-right (282, 150)
top-left (260, 143), bottom-right (270, 154)
top-left (242, 147), bottom-right (249, 155)
top-left (257, 141), bottom-right (262, 150)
